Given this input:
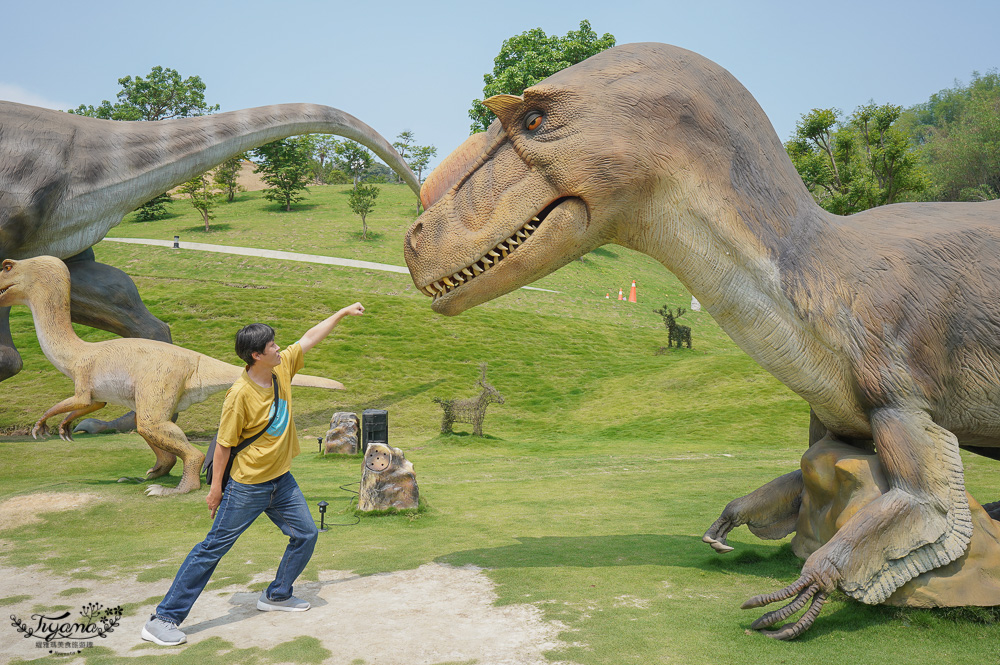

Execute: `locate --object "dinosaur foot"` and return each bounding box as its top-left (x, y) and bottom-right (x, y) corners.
top-left (144, 481), bottom-right (200, 497)
top-left (742, 570), bottom-right (836, 640)
top-left (144, 460), bottom-right (177, 480)
top-left (30, 422), bottom-right (49, 439)
top-left (57, 423), bottom-right (75, 442)
top-left (702, 517), bottom-right (736, 553)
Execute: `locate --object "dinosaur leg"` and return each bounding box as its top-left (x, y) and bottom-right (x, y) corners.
top-left (702, 470), bottom-right (803, 553)
top-left (744, 406), bottom-right (972, 640)
top-left (0, 306), bottom-right (23, 381)
top-left (133, 382), bottom-right (204, 496)
top-left (65, 249), bottom-right (171, 342)
top-left (143, 442), bottom-right (178, 480)
top-left (56, 401), bottom-right (107, 441)
top-left (32, 395), bottom-right (94, 439)
top-left (139, 415), bottom-right (204, 496)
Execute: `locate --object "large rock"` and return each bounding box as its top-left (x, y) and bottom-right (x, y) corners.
top-left (324, 412), bottom-right (359, 455)
top-left (358, 443), bottom-right (419, 511)
top-left (794, 438), bottom-right (1000, 607)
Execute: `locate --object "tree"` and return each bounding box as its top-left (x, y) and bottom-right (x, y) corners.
top-left (252, 137), bottom-right (312, 211)
top-left (176, 174), bottom-right (220, 231)
top-left (335, 140), bottom-right (374, 189)
top-left (408, 143), bottom-right (438, 213)
top-left (212, 154), bottom-right (246, 202)
top-left (70, 66), bottom-right (220, 121)
top-left (469, 20), bottom-right (615, 133)
top-left (910, 72), bottom-right (1000, 201)
top-left (132, 193), bottom-right (172, 222)
top-left (71, 66), bottom-right (220, 220)
top-left (393, 131), bottom-right (415, 184)
top-left (349, 184), bottom-right (380, 240)
top-left (785, 104), bottom-right (928, 215)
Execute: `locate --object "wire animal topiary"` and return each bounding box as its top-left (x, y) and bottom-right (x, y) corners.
top-left (434, 363), bottom-right (505, 436)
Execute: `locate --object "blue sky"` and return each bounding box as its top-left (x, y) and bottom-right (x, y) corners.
top-left (4, 0), bottom-right (998, 174)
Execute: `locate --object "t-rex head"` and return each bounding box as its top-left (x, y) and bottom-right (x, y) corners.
top-left (404, 43), bottom-right (800, 315)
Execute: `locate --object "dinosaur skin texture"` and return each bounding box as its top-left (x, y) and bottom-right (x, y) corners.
top-left (404, 42), bottom-right (1000, 638)
top-left (0, 256), bottom-right (344, 496)
top-left (0, 101), bottom-right (419, 390)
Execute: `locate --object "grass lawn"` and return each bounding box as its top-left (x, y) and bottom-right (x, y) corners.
top-left (1, 185), bottom-right (998, 664)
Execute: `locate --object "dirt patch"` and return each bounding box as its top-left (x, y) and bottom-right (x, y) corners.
top-left (0, 493), bottom-right (102, 531)
top-left (0, 563), bottom-right (573, 664)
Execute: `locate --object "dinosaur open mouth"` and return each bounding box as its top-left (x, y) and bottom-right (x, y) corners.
top-left (420, 197), bottom-right (570, 300)
top-left (0, 286), bottom-right (9, 297)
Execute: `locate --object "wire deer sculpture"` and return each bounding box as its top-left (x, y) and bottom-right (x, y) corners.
top-left (654, 305), bottom-right (692, 348)
top-left (434, 363), bottom-right (505, 436)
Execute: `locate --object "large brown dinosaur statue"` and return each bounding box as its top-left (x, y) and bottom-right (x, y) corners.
top-left (0, 101), bottom-right (419, 388)
top-left (403, 42), bottom-right (1000, 638)
top-left (0, 255), bottom-right (344, 497)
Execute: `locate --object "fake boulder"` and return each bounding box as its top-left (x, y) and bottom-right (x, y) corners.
top-left (794, 438), bottom-right (1000, 607)
top-left (324, 412), bottom-right (359, 455)
top-left (358, 443), bottom-right (419, 511)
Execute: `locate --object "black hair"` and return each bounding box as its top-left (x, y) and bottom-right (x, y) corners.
top-left (235, 323), bottom-right (275, 366)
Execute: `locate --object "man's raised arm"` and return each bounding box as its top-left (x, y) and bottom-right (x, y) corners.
top-left (297, 303), bottom-right (365, 354)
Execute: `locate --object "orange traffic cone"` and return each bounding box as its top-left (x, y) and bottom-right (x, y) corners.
top-left (605, 292), bottom-right (610, 299)
top-left (618, 288), bottom-right (624, 300)
top-left (628, 280), bottom-right (637, 303)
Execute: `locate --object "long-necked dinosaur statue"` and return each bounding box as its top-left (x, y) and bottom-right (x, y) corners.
top-left (403, 42), bottom-right (1000, 639)
top-left (0, 101), bottom-right (419, 389)
top-left (0, 255), bottom-right (343, 497)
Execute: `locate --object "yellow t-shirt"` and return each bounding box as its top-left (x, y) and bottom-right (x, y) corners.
top-left (217, 342), bottom-right (305, 484)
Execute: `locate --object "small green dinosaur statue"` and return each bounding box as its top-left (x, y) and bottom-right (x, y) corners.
top-left (0, 256), bottom-right (343, 496)
top-left (403, 42), bottom-right (1000, 638)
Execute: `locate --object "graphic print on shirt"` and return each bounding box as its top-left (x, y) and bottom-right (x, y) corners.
top-left (266, 398), bottom-right (290, 436)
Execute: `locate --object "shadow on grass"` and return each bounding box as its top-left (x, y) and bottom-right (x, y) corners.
top-left (180, 222), bottom-right (234, 233)
top-left (437, 534), bottom-right (801, 579)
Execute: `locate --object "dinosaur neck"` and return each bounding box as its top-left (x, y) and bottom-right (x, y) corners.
top-left (27, 280), bottom-right (88, 376)
top-left (19, 103), bottom-right (416, 260)
top-left (621, 170), bottom-right (866, 435)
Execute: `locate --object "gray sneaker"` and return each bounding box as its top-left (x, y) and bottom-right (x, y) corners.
top-left (140, 616), bottom-right (187, 646)
top-left (256, 591), bottom-right (310, 612)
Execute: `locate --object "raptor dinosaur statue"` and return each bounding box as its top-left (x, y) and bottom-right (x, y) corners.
top-left (0, 100), bottom-right (419, 390)
top-left (0, 255), bottom-right (343, 496)
top-left (403, 43), bottom-right (1000, 638)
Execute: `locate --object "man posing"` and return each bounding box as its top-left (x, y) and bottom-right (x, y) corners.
top-left (142, 303), bottom-right (365, 646)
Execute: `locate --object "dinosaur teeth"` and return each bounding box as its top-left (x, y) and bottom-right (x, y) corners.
top-left (424, 212), bottom-right (547, 299)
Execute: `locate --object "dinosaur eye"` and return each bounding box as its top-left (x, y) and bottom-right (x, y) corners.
top-left (524, 111), bottom-right (543, 131)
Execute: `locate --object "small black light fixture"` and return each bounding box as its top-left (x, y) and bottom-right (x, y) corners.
top-left (173, 235), bottom-right (180, 249)
top-left (317, 501), bottom-right (329, 532)
top-left (317, 436), bottom-right (323, 454)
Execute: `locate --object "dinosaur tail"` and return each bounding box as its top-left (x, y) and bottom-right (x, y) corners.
top-left (292, 373), bottom-right (344, 390)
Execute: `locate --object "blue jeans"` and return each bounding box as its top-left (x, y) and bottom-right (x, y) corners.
top-left (154, 472), bottom-right (318, 625)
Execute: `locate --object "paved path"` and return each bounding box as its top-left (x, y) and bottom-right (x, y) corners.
top-left (104, 237), bottom-right (559, 292)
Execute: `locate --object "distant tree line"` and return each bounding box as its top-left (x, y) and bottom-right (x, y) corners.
top-left (69, 66), bottom-right (435, 231)
top-left (786, 70), bottom-right (1000, 214)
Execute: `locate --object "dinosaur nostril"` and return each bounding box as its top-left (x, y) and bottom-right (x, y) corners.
top-left (408, 222), bottom-right (423, 253)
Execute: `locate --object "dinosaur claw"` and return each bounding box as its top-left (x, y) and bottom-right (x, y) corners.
top-left (701, 534), bottom-right (735, 553)
top-left (744, 573), bottom-right (831, 640)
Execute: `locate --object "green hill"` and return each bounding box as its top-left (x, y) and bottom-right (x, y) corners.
top-left (2, 183), bottom-right (996, 664)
